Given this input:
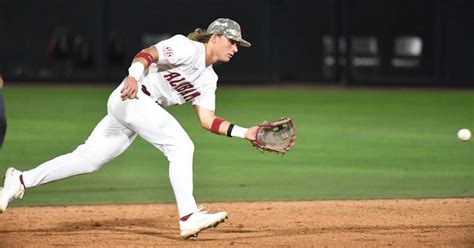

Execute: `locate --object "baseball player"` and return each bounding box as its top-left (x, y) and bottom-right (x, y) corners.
top-left (0, 75), bottom-right (6, 148)
top-left (0, 18), bottom-right (258, 239)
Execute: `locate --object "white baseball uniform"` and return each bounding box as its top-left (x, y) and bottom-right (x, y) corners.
top-left (21, 35), bottom-right (218, 217)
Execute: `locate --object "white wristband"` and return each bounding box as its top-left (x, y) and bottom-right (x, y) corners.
top-left (128, 62), bottom-right (145, 81)
top-left (230, 125), bottom-right (248, 139)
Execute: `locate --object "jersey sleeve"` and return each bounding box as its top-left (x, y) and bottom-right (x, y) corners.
top-left (192, 89), bottom-right (216, 111)
top-left (192, 70), bottom-right (218, 112)
top-left (154, 35), bottom-right (195, 67)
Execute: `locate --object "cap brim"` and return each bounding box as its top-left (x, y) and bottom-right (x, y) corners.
top-left (238, 39), bottom-right (251, 47)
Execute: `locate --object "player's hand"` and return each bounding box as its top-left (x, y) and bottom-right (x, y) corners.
top-left (245, 126), bottom-right (259, 141)
top-left (121, 76), bottom-right (139, 101)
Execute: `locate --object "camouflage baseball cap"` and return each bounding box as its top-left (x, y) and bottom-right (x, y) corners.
top-left (207, 18), bottom-right (251, 47)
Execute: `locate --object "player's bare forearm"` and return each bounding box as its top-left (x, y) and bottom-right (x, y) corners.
top-left (193, 105), bottom-right (223, 131)
top-left (193, 105), bottom-right (257, 140)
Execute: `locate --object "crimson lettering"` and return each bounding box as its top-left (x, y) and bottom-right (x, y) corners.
top-left (169, 78), bottom-right (185, 87)
top-left (163, 72), bottom-right (201, 102)
top-left (184, 91), bottom-right (201, 101)
top-left (163, 72), bottom-right (180, 81)
top-left (176, 83), bottom-right (193, 92)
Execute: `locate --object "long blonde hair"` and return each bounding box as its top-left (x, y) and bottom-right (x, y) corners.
top-left (187, 28), bottom-right (213, 43)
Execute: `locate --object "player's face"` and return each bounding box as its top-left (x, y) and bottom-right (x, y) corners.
top-left (216, 36), bottom-right (238, 62)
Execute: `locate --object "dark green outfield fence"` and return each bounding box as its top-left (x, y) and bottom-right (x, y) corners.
top-left (0, 0), bottom-right (473, 86)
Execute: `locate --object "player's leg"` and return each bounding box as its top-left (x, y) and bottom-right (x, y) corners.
top-left (135, 111), bottom-right (198, 217)
top-left (0, 114), bottom-right (136, 212)
top-left (108, 87), bottom-right (227, 238)
top-left (108, 87), bottom-right (198, 217)
top-left (22, 114), bottom-right (136, 187)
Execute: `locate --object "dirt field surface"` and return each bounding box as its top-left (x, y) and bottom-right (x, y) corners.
top-left (1, 198), bottom-right (473, 247)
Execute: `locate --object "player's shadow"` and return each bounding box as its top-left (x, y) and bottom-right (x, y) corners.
top-left (61, 218), bottom-right (179, 240)
top-left (1, 217), bottom-right (252, 241)
top-left (1, 218), bottom-right (180, 241)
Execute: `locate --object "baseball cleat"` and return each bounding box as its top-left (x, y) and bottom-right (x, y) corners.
top-left (0, 167), bottom-right (25, 213)
top-left (179, 207), bottom-right (228, 239)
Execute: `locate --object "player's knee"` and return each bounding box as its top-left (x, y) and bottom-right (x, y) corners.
top-left (82, 163), bottom-right (102, 174)
top-left (180, 138), bottom-right (195, 155)
top-left (71, 149), bottom-right (107, 174)
top-left (168, 137), bottom-right (194, 160)
top-left (78, 156), bottom-right (104, 174)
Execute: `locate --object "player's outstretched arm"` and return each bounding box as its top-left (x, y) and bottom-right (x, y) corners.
top-left (193, 105), bottom-right (257, 141)
top-left (121, 46), bottom-right (159, 101)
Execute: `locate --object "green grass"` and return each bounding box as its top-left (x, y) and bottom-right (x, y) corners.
top-left (0, 85), bottom-right (473, 207)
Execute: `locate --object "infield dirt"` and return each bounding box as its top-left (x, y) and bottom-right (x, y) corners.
top-left (1, 198), bottom-right (473, 247)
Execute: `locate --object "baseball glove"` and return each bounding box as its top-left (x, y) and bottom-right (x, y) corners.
top-left (251, 117), bottom-right (296, 154)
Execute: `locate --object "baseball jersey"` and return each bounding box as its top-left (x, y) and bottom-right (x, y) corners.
top-left (141, 35), bottom-right (218, 111)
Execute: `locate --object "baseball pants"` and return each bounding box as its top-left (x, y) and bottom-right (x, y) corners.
top-left (22, 83), bottom-right (198, 217)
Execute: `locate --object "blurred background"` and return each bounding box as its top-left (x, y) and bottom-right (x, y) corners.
top-left (0, 0), bottom-right (473, 87)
